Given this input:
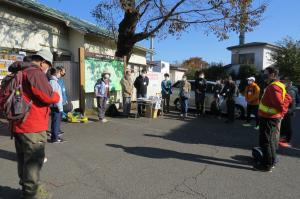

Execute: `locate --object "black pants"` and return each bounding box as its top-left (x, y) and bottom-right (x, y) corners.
top-left (259, 117), bottom-right (281, 168)
top-left (137, 94), bottom-right (146, 115)
top-left (280, 113), bottom-right (293, 142)
top-left (162, 94), bottom-right (170, 113)
top-left (195, 93), bottom-right (205, 115)
top-left (246, 104), bottom-right (259, 126)
top-left (226, 98), bottom-right (235, 122)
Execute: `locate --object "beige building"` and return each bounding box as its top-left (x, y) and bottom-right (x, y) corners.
top-left (0, 0), bottom-right (150, 109)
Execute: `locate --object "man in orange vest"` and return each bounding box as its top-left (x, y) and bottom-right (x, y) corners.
top-left (255, 67), bottom-right (291, 172)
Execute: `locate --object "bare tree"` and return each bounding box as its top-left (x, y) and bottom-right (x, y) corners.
top-left (92, 0), bottom-right (267, 62)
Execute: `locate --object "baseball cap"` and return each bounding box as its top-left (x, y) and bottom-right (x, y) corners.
top-left (36, 48), bottom-right (53, 66)
top-left (247, 77), bottom-right (255, 81)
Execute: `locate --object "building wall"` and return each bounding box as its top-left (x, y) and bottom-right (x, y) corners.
top-left (230, 47), bottom-right (264, 71)
top-left (263, 48), bottom-right (276, 70)
top-left (0, 4), bottom-right (70, 54)
top-left (170, 70), bottom-right (185, 83)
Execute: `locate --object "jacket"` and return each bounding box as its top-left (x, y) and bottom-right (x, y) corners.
top-left (195, 78), bottom-right (207, 94)
top-left (94, 78), bottom-right (110, 98)
top-left (58, 78), bottom-right (67, 105)
top-left (49, 76), bottom-right (63, 112)
top-left (134, 75), bottom-right (149, 96)
top-left (258, 80), bottom-right (292, 118)
top-left (244, 82), bottom-right (260, 105)
top-left (9, 63), bottom-right (60, 133)
top-left (221, 82), bottom-right (237, 99)
top-left (179, 80), bottom-right (191, 98)
top-left (161, 80), bottom-right (172, 96)
top-left (120, 76), bottom-right (133, 98)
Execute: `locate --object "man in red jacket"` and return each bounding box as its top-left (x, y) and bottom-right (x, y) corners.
top-left (256, 67), bottom-right (291, 172)
top-left (10, 49), bottom-right (60, 199)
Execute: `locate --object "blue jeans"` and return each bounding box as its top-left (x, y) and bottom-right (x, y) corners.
top-left (180, 97), bottom-right (189, 114)
top-left (51, 108), bottom-right (61, 141)
top-left (123, 97), bottom-right (131, 116)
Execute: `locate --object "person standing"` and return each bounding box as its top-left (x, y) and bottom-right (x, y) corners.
top-left (221, 76), bottom-right (237, 123)
top-left (195, 71), bottom-right (207, 117)
top-left (9, 49), bottom-right (60, 198)
top-left (120, 70), bottom-right (134, 117)
top-left (179, 75), bottom-right (191, 119)
top-left (57, 66), bottom-right (68, 106)
top-left (256, 67), bottom-right (291, 172)
top-left (49, 67), bottom-right (65, 143)
top-left (95, 71), bottom-right (110, 123)
top-left (161, 73), bottom-right (172, 113)
top-left (279, 77), bottom-right (297, 148)
top-left (243, 77), bottom-right (260, 129)
top-left (211, 80), bottom-right (223, 118)
top-left (134, 69), bottom-right (149, 116)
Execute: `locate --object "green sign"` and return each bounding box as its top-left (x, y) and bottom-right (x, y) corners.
top-left (85, 57), bottom-right (124, 93)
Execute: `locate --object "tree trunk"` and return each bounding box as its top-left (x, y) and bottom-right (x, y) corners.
top-left (115, 11), bottom-right (139, 63)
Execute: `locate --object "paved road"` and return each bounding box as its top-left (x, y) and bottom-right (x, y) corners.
top-left (1, 111), bottom-right (300, 199)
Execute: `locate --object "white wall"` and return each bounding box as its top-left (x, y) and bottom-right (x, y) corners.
top-left (170, 70), bottom-right (185, 83)
top-left (0, 4), bottom-right (70, 54)
top-left (263, 48), bottom-right (276, 70)
top-left (152, 61), bottom-right (170, 74)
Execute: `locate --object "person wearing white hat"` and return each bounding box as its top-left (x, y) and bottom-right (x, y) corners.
top-left (10, 48), bottom-right (60, 198)
top-left (94, 70), bottom-right (111, 122)
top-left (243, 76), bottom-right (261, 129)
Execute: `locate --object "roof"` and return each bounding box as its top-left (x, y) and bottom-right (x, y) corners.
top-left (4, 0), bottom-right (151, 53)
top-left (170, 65), bottom-right (188, 72)
top-left (227, 42), bottom-right (280, 51)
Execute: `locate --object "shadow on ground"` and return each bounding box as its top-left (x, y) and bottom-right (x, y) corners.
top-left (106, 144), bottom-right (253, 171)
top-left (145, 110), bottom-right (300, 159)
top-left (0, 186), bottom-right (20, 199)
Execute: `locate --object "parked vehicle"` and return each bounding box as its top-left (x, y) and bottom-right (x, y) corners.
top-left (171, 80), bottom-right (247, 119)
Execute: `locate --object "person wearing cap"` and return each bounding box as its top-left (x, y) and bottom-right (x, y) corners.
top-left (134, 69), bottom-right (149, 116)
top-left (255, 67), bottom-right (291, 172)
top-left (243, 76), bottom-right (260, 129)
top-left (120, 70), bottom-right (134, 117)
top-left (94, 70), bottom-right (110, 123)
top-left (8, 48), bottom-right (60, 198)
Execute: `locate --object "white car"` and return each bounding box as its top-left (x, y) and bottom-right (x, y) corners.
top-left (170, 80), bottom-right (247, 119)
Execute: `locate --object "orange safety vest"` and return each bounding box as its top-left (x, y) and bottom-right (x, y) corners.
top-left (258, 81), bottom-right (286, 115)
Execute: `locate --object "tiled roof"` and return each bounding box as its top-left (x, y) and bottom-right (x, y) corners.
top-left (227, 42), bottom-right (280, 50)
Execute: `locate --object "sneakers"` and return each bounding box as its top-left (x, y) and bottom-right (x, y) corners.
top-left (51, 138), bottom-right (66, 144)
top-left (43, 157), bottom-right (48, 163)
top-left (279, 141), bottom-right (292, 148)
top-left (253, 164), bottom-right (272, 172)
top-left (100, 118), bottom-right (108, 123)
top-left (254, 126), bottom-right (259, 130)
top-left (243, 123), bottom-right (252, 127)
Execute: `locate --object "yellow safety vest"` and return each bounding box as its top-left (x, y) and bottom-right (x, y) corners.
top-left (258, 81), bottom-right (286, 115)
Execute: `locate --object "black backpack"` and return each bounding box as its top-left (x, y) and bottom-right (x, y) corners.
top-left (105, 104), bottom-right (119, 117)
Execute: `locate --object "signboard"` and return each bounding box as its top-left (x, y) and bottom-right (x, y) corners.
top-left (84, 57), bottom-right (124, 93)
top-left (0, 59), bottom-right (14, 80)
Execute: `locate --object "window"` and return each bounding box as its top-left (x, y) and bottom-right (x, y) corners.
top-left (239, 53), bottom-right (255, 65)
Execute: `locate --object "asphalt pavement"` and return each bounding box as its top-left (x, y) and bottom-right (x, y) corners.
top-left (0, 111), bottom-right (300, 199)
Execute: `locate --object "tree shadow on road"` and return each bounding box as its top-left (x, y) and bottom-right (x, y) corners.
top-left (0, 149), bottom-right (16, 161)
top-left (144, 113), bottom-right (300, 159)
top-left (106, 144), bottom-right (254, 171)
top-left (0, 185), bottom-right (20, 199)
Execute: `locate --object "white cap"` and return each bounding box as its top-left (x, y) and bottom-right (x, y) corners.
top-left (36, 48), bottom-right (53, 65)
top-left (247, 77), bottom-right (255, 81)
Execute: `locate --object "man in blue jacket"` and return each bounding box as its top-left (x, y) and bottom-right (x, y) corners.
top-left (161, 73), bottom-right (172, 113)
top-left (95, 70), bottom-right (110, 123)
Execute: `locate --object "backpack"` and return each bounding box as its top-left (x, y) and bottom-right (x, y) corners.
top-left (105, 104), bottom-right (119, 117)
top-left (252, 147), bottom-right (263, 165)
top-left (0, 69), bottom-right (32, 126)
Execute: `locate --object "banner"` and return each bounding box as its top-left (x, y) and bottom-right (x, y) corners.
top-left (0, 59), bottom-right (14, 80)
top-left (84, 57), bottom-right (124, 93)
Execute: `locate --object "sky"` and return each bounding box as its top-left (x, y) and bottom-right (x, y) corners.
top-left (39, 0), bottom-right (300, 65)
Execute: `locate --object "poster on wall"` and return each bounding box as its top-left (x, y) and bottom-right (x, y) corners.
top-left (0, 59), bottom-right (14, 80)
top-left (84, 57), bottom-right (124, 93)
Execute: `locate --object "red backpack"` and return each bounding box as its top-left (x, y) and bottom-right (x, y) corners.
top-left (0, 62), bottom-right (32, 129)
